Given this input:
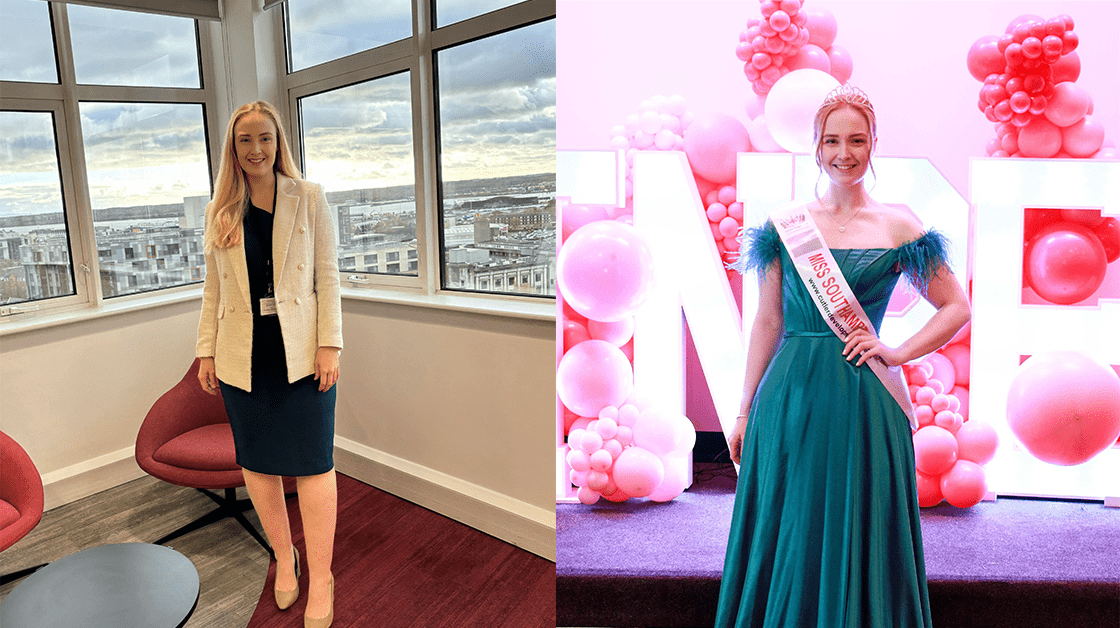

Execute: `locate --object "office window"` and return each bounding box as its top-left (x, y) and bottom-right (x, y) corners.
top-left (286, 0), bottom-right (412, 72)
top-left (80, 102), bottom-right (211, 298)
top-left (68, 5), bottom-right (200, 88)
top-left (299, 72), bottom-right (417, 276)
top-left (0, 0), bottom-right (58, 83)
top-left (434, 0), bottom-right (522, 28)
top-left (0, 111), bottom-right (75, 305)
top-left (436, 19), bottom-right (556, 296)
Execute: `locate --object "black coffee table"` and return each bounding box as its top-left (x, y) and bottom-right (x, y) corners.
top-left (0, 543), bottom-right (199, 628)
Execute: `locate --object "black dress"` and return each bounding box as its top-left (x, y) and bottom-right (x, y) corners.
top-left (218, 199), bottom-right (335, 477)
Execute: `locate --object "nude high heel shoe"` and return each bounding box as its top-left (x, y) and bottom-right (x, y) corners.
top-left (275, 547), bottom-right (301, 611)
top-left (304, 574), bottom-right (333, 628)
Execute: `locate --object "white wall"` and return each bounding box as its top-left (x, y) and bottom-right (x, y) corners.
top-left (0, 295), bottom-right (555, 558)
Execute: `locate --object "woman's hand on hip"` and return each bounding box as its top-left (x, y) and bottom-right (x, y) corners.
top-left (842, 328), bottom-right (905, 367)
top-left (198, 357), bottom-right (218, 395)
top-left (315, 347), bottom-right (341, 392)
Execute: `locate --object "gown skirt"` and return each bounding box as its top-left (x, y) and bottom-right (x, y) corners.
top-left (714, 222), bottom-right (949, 628)
top-left (217, 202), bottom-right (335, 478)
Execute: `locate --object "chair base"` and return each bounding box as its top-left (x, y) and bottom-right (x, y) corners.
top-left (155, 487), bottom-right (278, 559)
top-left (0, 562), bottom-right (48, 586)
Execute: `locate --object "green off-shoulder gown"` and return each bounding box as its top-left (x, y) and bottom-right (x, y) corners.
top-left (714, 220), bottom-right (950, 628)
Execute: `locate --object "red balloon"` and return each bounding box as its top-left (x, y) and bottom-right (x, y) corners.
top-left (1062, 116), bottom-right (1105, 158)
top-left (1061, 30), bottom-right (1078, 55)
top-left (916, 471), bottom-right (944, 507)
top-left (967, 35), bottom-right (1006, 82)
top-left (563, 319), bottom-right (592, 352)
top-left (1020, 36), bottom-right (1042, 59)
top-left (1017, 117), bottom-right (1062, 157)
top-left (1006, 14), bottom-right (1044, 34)
top-left (940, 460), bottom-right (987, 508)
top-left (1058, 208), bottom-right (1103, 228)
top-left (1022, 208), bottom-right (1063, 243)
top-left (1051, 51), bottom-right (1081, 83)
top-left (1007, 351), bottom-right (1120, 465)
top-left (1092, 217), bottom-right (1120, 263)
top-left (1025, 222), bottom-right (1108, 304)
top-left (1008, 91), bottom-right (1030, 114)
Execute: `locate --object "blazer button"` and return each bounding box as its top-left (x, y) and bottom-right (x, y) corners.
top-left (295, 297), bottom-right (302, 305)
top-left (299, 226), bottom-right (307, 234)
top-left (223, 272), bottom-right (228, 278)
top-left (298, 263), bottom-right (306, 270)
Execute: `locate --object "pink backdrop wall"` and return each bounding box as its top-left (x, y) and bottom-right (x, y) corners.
top-left (558, 0), bottom-right (1120, 433)
top-left (557, 0), bottom-right (1120, 197)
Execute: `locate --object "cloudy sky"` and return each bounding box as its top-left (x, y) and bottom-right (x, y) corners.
top-left (1, 0), bottom-right (554, 218)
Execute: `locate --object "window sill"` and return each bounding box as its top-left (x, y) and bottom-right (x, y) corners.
top-left (340, 287), bottom-right (555, 322)
top-left (0, 287), bottom-right (203, 338)
top-left (0, 284), bottom-right (555, 338)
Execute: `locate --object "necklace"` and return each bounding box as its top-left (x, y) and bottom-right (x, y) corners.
top-left (822, 203), bottom-right (865, 232)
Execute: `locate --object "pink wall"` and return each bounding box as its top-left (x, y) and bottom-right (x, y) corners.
top-left (557, 0), bottom-right (1120, 197)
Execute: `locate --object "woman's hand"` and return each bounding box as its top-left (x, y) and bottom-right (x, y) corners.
top-left (729, 415), bottom-right (749, 466)
top-left (842, 328), bottom-right (906, 367)
top-left (315, 347), bottom-right (341, 392)
top-left (198, 357), bottom-right (218, 395)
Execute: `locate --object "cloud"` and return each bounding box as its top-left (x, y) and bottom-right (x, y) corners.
top-left (67, 4), bottom-right (199, 87)
top-left (0, 0), bottom-right (58, 82)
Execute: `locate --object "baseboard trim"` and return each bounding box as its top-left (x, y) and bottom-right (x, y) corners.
top-left (333, 437), bottom-right (555, 562)
top-left (41, 447), bottom-right (146, 511)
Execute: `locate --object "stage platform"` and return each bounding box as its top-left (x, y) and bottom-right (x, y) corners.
top-left (557, 465), bottom-right (1119, 628)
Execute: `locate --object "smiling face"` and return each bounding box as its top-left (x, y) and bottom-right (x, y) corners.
top-left (233, 111), bottom-right (278, 181)
top-left (818, 105), bottom-right (874, 188)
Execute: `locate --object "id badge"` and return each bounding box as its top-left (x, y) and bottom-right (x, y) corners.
top-left (260, 296), bottom-right (278, 316)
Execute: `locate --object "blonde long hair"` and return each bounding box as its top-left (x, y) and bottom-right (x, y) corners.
top-left (205, 101), bottom-right (302, 252)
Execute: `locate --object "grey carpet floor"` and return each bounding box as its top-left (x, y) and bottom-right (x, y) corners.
top-left (1, 475), bottom-right (269, 628)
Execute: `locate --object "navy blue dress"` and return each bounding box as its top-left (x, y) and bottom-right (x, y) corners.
top-left (218, 199), bottom-right (335, 477)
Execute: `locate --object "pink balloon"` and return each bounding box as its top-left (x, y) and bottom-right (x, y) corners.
top-left (764, 69), bottom-right (840, 152)
top-left (916, 470), bottom-right (944, 507)
top-left (558, 221), bottom-right (655, 322)
top-left (1005, 14), bottom-right (1044, 34)
top-left (927, 379), bottom-right (945, 395)
top-left (1062, 116), bottom-right (1105, 158)
top-left (1051, 51), bottom-right (1080, 83)
top-left (826, 44), bottom-right (853, 84)
top-left (719, 216), bottom-right (740, 239)
top-left (601, 488), bottom-right (631, 502)
top-left (923, 352), bottom-right (957, 392)
top-left (930, 394), bottom-right (951, 413)
top-left (566, 448), bottom-right (591, 472)
top-left (1025, 222), bottom-right (1108, 305)
top-left (595, 416), bottom-right (619, 440)
top-left (802, 6), bottom-right (838, 49)
top-left (706, 202), bottom-right (728, 223)
top-left (747, 115), bottom-right (784, 153)
top-left (1017, 117), bottom-right (1062, 158)
top-left (940, 344), bottom-right (971, 387)
top-left (915, 404), bottom-right (936, 426)
top-left (589, 449), bottom-right (613, 473)
top-left (1094, 218), bottom-right (1120, 263)
top-left (956, 420), bottom-right (999, 465)
top-left (556, 340), bottom-right (634, 418)
top-left (913, 426), bottom-right (959, 476)
top-left (586, 470), bottom-right (609, 491)
top-left (951, 386), bottom-right (970, 422)
top-left (562, 204), bottom-right (610, 241)
top-left (1044, 82), bottom-right (1091, 128)
top-left (683, 113), bottom-right (752, 184)
top-left (588, 317), bottom-right (635, 347)
top-left (934, 410), bottom-right (963, 433)
top-left (579, 429), bottom-right (603, 455)
top-left (967, 35), bottom-right (1006, 82)
top-left (940, 460), bottom-right (987, 508)
top-left (569, 469), bottom-right (587, 487)
top-left (915, 386), bottom-right (936, 406)
top-left (1007, 351), bottom-right (1120, 465)
top-left (576, 486), bottom-right (601, 505)
top-left (615, 425), bottom-right (634, 447)
top-left (633, 407), bottom-right (683, 457)
top-left (949, 319), bottom-right (971, 345)
top-left (648, 453), bottom-right (691, 502)
top-left (612, 447), bottom-right (665, 498)
top-left (717, 185), bottom-right (737, 206)
top-left (785, 44), bottom-right (831, 73)
top-left (908, 367), bottom-right (929, 387)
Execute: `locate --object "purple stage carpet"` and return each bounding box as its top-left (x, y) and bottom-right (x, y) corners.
top-left (557, 465), bottom-right (1119, 628)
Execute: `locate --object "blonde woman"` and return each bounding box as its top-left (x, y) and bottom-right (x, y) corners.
top-left (715, 86), bottom-right (970, 627)
top-left (197, 101), bottom-right (341, 628)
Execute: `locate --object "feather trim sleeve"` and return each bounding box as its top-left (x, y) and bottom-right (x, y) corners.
top-left (897, 229), bottom-right (953, 296)
top-left (727, 219), bottom-right (781, 275)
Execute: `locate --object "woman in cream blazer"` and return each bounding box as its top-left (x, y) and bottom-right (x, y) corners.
top-left (196, 101), bottom-right (341, 628)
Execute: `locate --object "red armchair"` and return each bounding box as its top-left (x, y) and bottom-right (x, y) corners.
top-left (135, 359), bottom-right (271, 555)
top-left (1, 430), bottom-right (46, 584)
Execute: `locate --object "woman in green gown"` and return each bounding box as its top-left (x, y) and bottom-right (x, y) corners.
top-left (715, 86), bottom-right (971, 627)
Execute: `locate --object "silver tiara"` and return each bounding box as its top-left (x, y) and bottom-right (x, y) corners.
top-left (820, 84), bottom-right (875, 113)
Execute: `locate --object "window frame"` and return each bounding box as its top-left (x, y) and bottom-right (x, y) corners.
top-left (280, 0), bottom-right (555, 301)
top-left (0, 1), bottom-right (222, 319)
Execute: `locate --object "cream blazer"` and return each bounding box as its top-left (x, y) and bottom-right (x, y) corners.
top-left (196, 174), bottom-right (343, 392)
